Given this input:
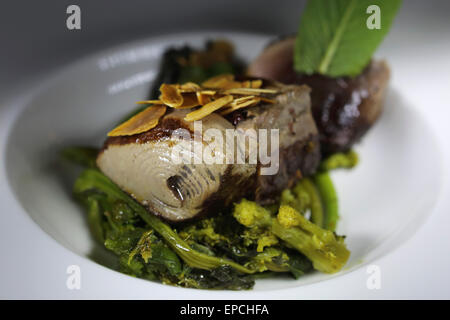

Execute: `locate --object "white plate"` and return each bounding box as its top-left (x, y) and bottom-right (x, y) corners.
top-left (0, 32), bottom-right (444, 298)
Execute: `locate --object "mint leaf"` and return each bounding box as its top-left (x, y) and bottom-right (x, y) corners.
top-left (294, 0), bottom-right (402, 77)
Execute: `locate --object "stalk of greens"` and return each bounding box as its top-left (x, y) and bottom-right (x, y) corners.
top-left (294, 0), bottom-right (402, 77)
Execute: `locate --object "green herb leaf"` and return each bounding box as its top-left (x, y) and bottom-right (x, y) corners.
top-left (294, 0), bottom-right (402, 77)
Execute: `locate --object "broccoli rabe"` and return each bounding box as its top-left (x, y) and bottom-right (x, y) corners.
top-left (178, 209), bottom-right (310, 278)
top-left (233, 199), bottom-right (272, 228)
top-left (243, 247), bottom-right (311, 277)
top-left (178, 218), bottom-right (229, 247)
top-left (233, 200), bottom-right (350, 274)
top-left (280, 183), bottom-right (310, 214)
top-left (280, 178), bottom-right (326, 228)
top-left (231, 200), bottom-right (279, 252)
top-left (244, 247), bottom-right (291, 273)
top-left (320, 150), bottom-right (358, 171)
top-left (314, 172), bottom-right (339, 231)
top-left (274, 205), bottom-right (349, 273)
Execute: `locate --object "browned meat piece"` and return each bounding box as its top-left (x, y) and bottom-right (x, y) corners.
top-left (97, 82), bottom-right (320, 222)
top-left (234, 83), bottom-right (320, 203)
top-left (248, 36), bottom-right (390, 155)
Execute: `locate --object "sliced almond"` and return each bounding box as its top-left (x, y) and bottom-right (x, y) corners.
top-left (260, 97), bottom-right (276, 104)
top-left (196, 91), bottom-right (212, 105)
top-left (240, 81), bottom-right (252, 88)
top-left (108, 105), bottom-right (167, 137)
top-left (250, 79), bottom-right (263, 88)
top-left (221, 97), bottom-right (261, 115)
top-left (160, 84), bottom-right (183, 108)
top-left (184, 95), bottom-right (233, 121)
top-left (201, 74), bottom-right (234, 89)
top-left (136, 100), bottom-right (164, 105)
top-left (178, 93), bottom-right (200, 109)
top-left (199, 90), bottom-right (216, 95)
top-left (222, 87), bottom-right (278, 95)
top-left (230, 95), bottom-right (255, 107)
top-left (179, 82), bottom-right (201, 93)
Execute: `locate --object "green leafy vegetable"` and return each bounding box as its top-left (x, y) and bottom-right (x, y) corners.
top-left (274, 205), bottom-right (350, 273)
top-left (150, 41), bottom-right (243, 99)
top-left (294, 0), bottom-right (402, 77)
top-left (85, 197), bottom-right (105, 243)
top-left (316, 150), bottom-right (359, 231)
top-left (314, 172), bottom-right (339, 231)
top-left (178, 266), bottom-right (254, 290)
top-left (280, 184), bottom-right (310, 214)
top-left (233, 200), bottom-right (350, 274)
top-left (179, 214), bottom-right (310, 278)
top-left (296, 178), bottom-right (325, 228)
top-left (320, 150), bottom-right (358, 171)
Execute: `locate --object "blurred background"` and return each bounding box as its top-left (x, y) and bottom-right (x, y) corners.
top-left (1, 0), bottom-right (450, 101)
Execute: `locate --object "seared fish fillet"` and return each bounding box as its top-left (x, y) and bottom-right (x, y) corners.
top-left (97, 82), bottom-right (320, 222)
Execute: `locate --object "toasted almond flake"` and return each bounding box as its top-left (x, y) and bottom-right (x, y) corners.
top-left (201, 74), bottom-right (234, 89)
top-left (179, 82), bottom-right (201, 93)
top-left (136, 100), bottom-right (163, 104)
top-left (177, 93), bottom-right (200, 109)
top-left (184, 95), bottom-right (233, 121)
top-left (230, 95), bottom-right (255, 107)
top-left (124, 76), bottom-right (271, 128)
top-left (223, 87), bottom-right (278, 95)
top-left (196, 91), bottom-right (212, 105)
top-left (250, 80), bottom-right (263, 88)
top-left (221, 81), bottom-right (245, 89)
top-left (260, 97), bottom-right (276, 104)
top-left (220, 97), bottom-right (261, 115)
top-left (240, 81), bottom-right (251, 88)
top-left (160, 84), bottom-right (183, 108)
top-left (200, 90), bottom-right (217, 95)
top-left (242, 80), bottom-right (261, 88)
top-left (108, 105), bottom-right (167, 137)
